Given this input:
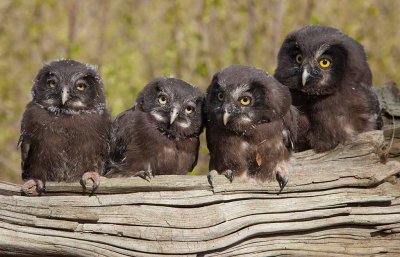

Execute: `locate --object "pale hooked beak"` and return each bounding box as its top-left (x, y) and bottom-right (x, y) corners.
top-left (302, 69), bottom-right (310, 86)
top-left (223, 111), bottom-right (230, 126)
top-left (61, 88), bottom-right (69, 105)
top-left (170, 108), bottom-right (179, 124)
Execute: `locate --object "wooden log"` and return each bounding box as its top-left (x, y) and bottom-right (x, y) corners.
top-left (0, 130), bottom-right (399, 256)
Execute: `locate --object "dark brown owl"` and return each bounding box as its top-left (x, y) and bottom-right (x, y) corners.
top-left (274, 25), bottom-right (382, 152)
top-left (106, 77), bottom-right (204, 179)
top-left (205, 65), bottom-right (298, 190)
top-left (18, 60), bottom-right (111, 194)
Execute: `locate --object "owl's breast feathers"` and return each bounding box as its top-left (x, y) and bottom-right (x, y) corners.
top-left (207, 119), bottom-right (290, 181)
top-left (109, 109), bottom-right (199, 176)
top-left (20, 102), bottom-right (111, 182)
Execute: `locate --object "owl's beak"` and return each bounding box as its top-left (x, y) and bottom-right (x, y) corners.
top-left (170, 108), bottom-right (179, 124)
top-left (223, 111), bottom-right (230, 126)
top-left (61, 88), bottom-right (70, 105)
top-left (302, 69), bottom-right (310, 86)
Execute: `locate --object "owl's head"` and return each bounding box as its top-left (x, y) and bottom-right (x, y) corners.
top-left (136, 77), bottom-right (204, 139)
top-left (274, 25), bottom-right (371, 95)
top-left (32, 59), bottom-right (106, 114)
top-left (205, 65), bottom-right (291, 134)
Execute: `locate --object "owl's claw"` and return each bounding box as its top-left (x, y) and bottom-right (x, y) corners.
top-left (207, 170), bottom-right (219, 190)
top-left (276, 170), bottom-right (289, 192)
top-left (81, 171), bottom-right (100, 194)
top-left (21, 179), bottom-right (45, 195)
top-left (222, 169), bottom-right (234, 183)
top-left (133, 168), bottom-right (153, 182)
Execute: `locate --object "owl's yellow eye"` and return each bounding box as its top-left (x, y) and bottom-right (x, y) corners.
top-left (240, 96), bottom-right (252, 106)
top-left (76, 83), bottom-right (86, 91)
top-left (319, 58), bottom-right (331, 68)
top-left (158, 95), bottom-right (167, 105)
top-left (48, 80), bottom-right (56, 88)
top-left (185, 106), bottom-right (194, 114)
top-left (295, 54), bottom-right (303, 64)
top-left (217, 92), bottom-right (224, 102)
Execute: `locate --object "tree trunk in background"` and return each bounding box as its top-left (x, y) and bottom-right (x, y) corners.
top-left (244, 0), bottom-right (256, 65)
top-left (66, 0), bottom-right (79, 58)
top-left (1, 130), bottom-right (400, 256)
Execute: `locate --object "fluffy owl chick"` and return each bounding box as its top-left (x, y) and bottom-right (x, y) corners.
top-left (275, 25), bottom-right (382, 152)
top-left (106, 77), bottom-right (203, 179)
top-left (18, 60), bottom-right (111, 195)
top-left (205, 65), bottom-right (298, 190)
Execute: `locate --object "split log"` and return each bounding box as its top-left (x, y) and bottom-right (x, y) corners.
top-left (0, 130), bottom-right (399, 256)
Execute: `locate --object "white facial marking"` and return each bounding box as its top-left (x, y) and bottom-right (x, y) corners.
top-left (43, 98), bottom-right (56, 105)
top-left (231, 83), bottom-right (250, 99)
top-left (70, 100), bottom-right (86, 107)
top-left (239, 116), bottom-right (252, 124)
top-left (176, 121), bottom-right (191, 128)
top-left (151, 111), bottom-right (166, 122)
top-left (315, 44), bottom-right (329, 59)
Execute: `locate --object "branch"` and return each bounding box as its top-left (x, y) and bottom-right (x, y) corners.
top-left (0, 131), bottom-right (399, 256)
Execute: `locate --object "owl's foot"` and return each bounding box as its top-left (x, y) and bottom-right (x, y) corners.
top-left (21, 179), bottom-right (45, 195)
top-left (275, 162), bottom-right (289, 192)
top-left (222, 169), bottom-right (234, 183)
top-left (133, 168), bottom-right (153, 182)
top-left (207, 170), bottom-right (219, 190)
top-left (81, 171), bottom-right (100, 194)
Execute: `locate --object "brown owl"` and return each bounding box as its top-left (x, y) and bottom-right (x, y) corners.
top-left (18, 60), bottom-right (111, 194)
top-left (275, 25), bottom-right (382, 152)
top-left (106, 77), bottom-right (204, 179)
top-left (205, 65), bottom-right (298, 190)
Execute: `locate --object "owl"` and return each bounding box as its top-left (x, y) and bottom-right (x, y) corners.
top-left (274, 25), bottom-right (382, 152)
top-left (18, 60), bottom-right (111, 194)
top-left (106, 77), bottom-right (204, 179)
top-left (205, 64), bottom-right (298, 190)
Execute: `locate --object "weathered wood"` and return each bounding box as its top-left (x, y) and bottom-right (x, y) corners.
top-left (376, 81), bottom-right (400, 161)
top-left (0, 130), bottom-right (399, 256)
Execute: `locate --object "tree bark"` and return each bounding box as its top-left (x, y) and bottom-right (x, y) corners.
top-left (0, 131), bottom-right (399, 256)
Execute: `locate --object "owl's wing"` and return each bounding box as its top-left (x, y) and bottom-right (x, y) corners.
top-left (107, 108), bottom-right (136, 173)
top-left (189, 139), bottom-right (200, 172)
top-left (282, 106), bottom-right (299, 151)
top-left (17, 121), bottom-right (31, 179)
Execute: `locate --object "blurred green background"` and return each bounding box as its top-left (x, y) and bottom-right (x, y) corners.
top-left (0, 0), bottom-right (399, 183)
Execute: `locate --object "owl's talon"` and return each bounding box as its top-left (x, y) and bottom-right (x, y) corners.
top-left (222, 169), bottom-right (234, 183)
top-left (276, 172), bottom-right (289, 192)
top-left (21, 179), bottom-right (45, 195)
top-left (207, 170), bottom-right (219, 190)
top-left (81, 171), bottom-right (100, 194)
top-left (133, 169), bottom-right (153, 182)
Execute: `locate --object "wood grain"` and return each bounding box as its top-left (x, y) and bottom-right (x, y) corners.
top-left (0, 130), bottom-right (399, 256)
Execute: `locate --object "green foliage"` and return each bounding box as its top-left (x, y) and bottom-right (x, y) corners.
top-left (0, 0), bottom-right (398, 182)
